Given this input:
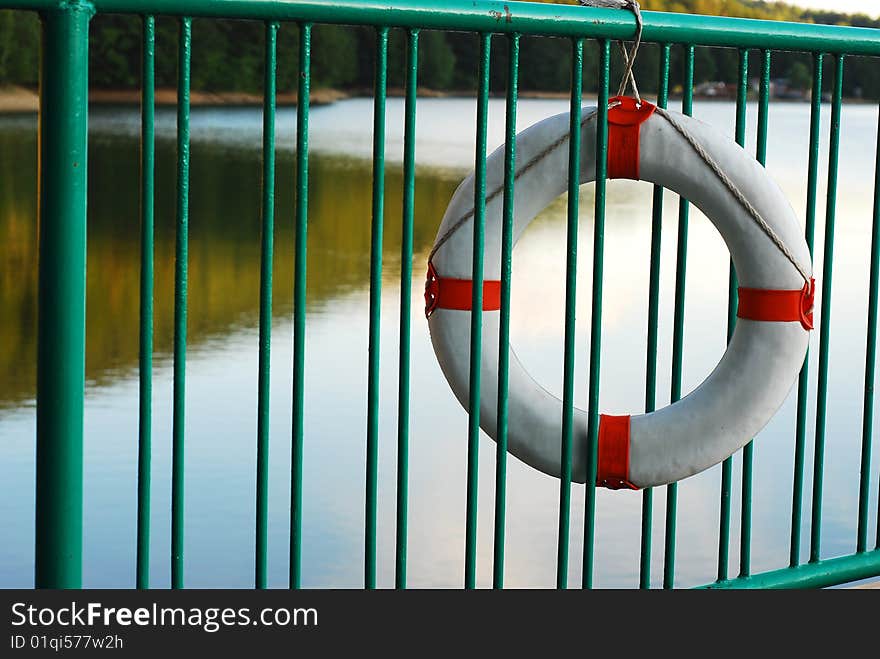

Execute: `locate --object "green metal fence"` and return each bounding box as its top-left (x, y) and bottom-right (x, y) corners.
top-left (7, 0), bottom-right (880, 589)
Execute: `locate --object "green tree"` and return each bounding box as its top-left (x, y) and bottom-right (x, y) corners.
top-left (385, 29), bottom-right (408, 89)
top-left (0, 11), bottom-right (39, 87)
top-left (0, 12), bottom-right (13, 84)
top-left (788, 60), bottom-right (812, 89)
top-left (89, 16), bottom-right (140, 88)
top-left (519, 36), bottom-right (571, 92)
top-left (1, 2), bottom-right (879, 100)
top-left (311, 25), bottom-right (358, 87)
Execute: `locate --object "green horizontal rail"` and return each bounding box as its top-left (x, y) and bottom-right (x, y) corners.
top-left (703, 549), bottom-right (880, 589)
top-left (7, 0), bottom-right (880, 54)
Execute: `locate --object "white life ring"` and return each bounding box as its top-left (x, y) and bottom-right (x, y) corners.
top-left (426, 97), bottom-right (814, 489)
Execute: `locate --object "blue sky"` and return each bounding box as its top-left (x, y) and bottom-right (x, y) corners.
top-left (773, 0), bottom-right (879, 17)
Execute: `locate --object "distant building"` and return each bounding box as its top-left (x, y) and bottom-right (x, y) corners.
top-left (693, 81), bottom-right (737, 99)
top-left (747, 77), bottom-right (810, 101)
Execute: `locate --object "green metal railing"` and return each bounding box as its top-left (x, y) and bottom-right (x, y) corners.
top-left (9, 0), bottom-right (880, 589)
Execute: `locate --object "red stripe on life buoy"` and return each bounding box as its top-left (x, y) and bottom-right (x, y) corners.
top-left (597, 414), bottom-right (638, 490)
top-left (737, 278), bottom-right (815, 331)
top-left (425, 262), bottom-right (501, 317)
top-left (607, 96), bottom-right (656, 181)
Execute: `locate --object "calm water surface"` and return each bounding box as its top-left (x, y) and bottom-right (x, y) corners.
top-left (1, 97), bottom-right (879, 588)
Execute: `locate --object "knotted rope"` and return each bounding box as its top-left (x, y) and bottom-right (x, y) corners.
top-left (579, 0), bottom-right (644, 103)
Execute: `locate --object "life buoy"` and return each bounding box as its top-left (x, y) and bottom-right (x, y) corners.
top-left (426, 97), bottom-right (814, 489)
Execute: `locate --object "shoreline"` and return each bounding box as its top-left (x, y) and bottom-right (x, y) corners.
top-left (0, 86), bottom-right (350, 113)
top-left (1, 85), bottom-right (874, 114)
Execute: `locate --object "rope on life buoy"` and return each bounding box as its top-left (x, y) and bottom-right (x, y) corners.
top-left (432, 0), bottom-right (811, 286)
top-left (653, 106), bottom-right (811, 283)
top-left (578, 0), bottom-right (645, 103)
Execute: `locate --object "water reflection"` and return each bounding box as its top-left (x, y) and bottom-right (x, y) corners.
top-left (0, 124), bottom-right (458, 410)
top-left (1, 98), bottom-right (879, 588)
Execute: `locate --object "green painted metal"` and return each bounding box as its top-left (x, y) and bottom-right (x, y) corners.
top-left (718, 47), bottom-right (749, 584)
top-left (464, 32), bottom-right (491, 590)
top-left (365, 26), bottom-right (388, 590)
top-left (35, 2), bottom-right (92, 589)
top-left (703, 548), bottom-right (880, 589)
top-left (255, 21), bottom-right (278, 590)
top-left (11, 0), bottom-right (876, 56)
top-left (493, 33), bottom-right (519, 591)
top-left (290, 22), bottom-right (311, 590)
top-left (395, 28), bottom-right (419, 591)
top-left (791, 52), bottom-right (823, 567)
top-left (171, 16), bottom-right (192, 591)
top-left (19, 0), bottom-right (880, 592)
top-left (582, 39), bottom-right (610, 590)
top-left (640, 42), bottom-right (670, 591)
top-left (738, 48), bottom-right (773, 579)
top-left (858, 103), bottom-right (880, 554)
top-left (136, 14), bottom-right (155, 591)
top-left (664, 43), bottom-right (694, 590)
top-left (557, 36), bottom-right (583, 591)
top-left (811, 54), bottom-right (845, 565)
top-left (755, 50), bottom-right (771, 166)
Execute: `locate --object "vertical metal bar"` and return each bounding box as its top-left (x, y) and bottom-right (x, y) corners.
top-left (755, 50), bottom-right (771, 164)
top-left (365, 26), bottom-right (388, 590)
top-left (791, 52), bottom-right (823, 566)
top-left (290, 22), bottom-right (311, 590)
top-left (35, 2), bottom-right (91, 589)
top-left (811, 54), bottom-right (844, 564)
top-left (664, 43), bottom-right (694, 590)
top-left (718, 47), bottom-right (749, 582)
top-left (255, 20), bottom-right (278, 590)
top-left (739, 48), bottom-right (772, 579)
top-left (557, 36), bottom-right (583, 590)
top-left (171, 16), bottom-right (192, 591)
top-left (857, 101), bottom-right (880, 553)
top-left (395, 28), bottom-right (419, 590)
top-left (136, 14), bottom-right (156, 591)
top-left (582, 39), bottom-right (610, 590)
top-left (493, 32), bottom-right (519, 590)
top-left (640, 42), bottom-right (670, 590)
top-left (465, 31), bottom-right (491, 590)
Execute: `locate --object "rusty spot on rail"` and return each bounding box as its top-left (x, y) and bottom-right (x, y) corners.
top-left (489, 6), bottom-right (513, 23)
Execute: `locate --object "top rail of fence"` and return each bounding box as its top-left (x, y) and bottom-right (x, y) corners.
top-left (6, 0), bottom-right (880, 57)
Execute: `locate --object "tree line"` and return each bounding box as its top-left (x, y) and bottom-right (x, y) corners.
top-left (1, 0), bottom-right (879, 99)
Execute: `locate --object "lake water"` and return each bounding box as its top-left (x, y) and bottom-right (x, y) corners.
top-left (1, 97), bottom-right (879, 588)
